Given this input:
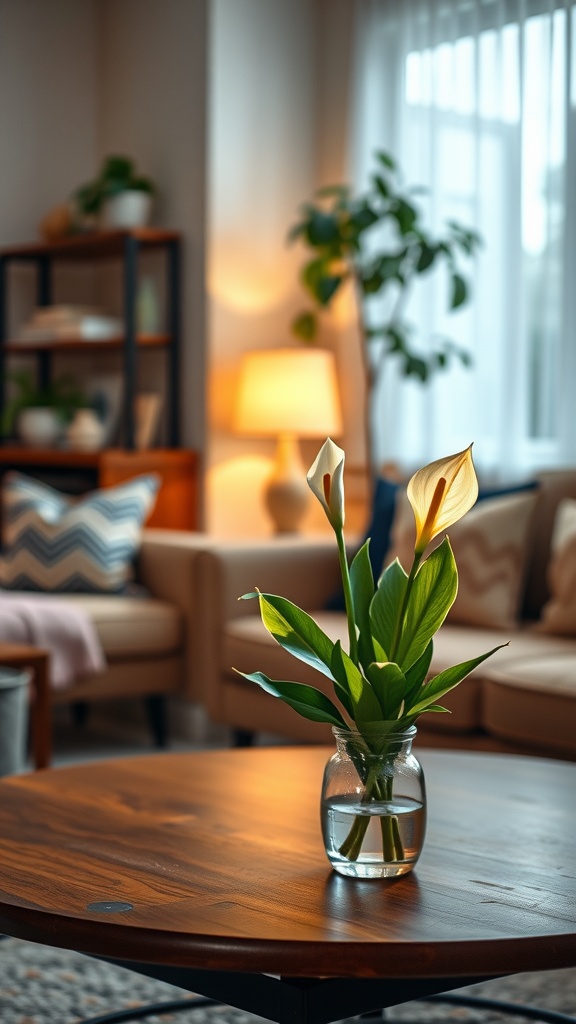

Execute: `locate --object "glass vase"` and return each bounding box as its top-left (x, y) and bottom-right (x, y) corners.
top-left (321, 726), bottom-right (426, 879)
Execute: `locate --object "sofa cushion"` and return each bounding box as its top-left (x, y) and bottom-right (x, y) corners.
top-left (0, 471), bottom-right (159, 593)
top-left (389, 490), bottom-right (537, 629)
top-left (38, 592), bottom-right (182, 657)
top-left (536, 498), bottom-right (576, 636)
top-left (481, 653), bottom-right (576, 757)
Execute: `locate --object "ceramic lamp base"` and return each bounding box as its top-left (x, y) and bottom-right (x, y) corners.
top-left (265, 433), bottom-right (309, 534)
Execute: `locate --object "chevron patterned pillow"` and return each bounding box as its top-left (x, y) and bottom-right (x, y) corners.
top-left (0, 471), bottom-right (160, 593)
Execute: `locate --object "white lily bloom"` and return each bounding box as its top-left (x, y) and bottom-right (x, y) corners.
top-left (307, 437), bottom-right (345, 530)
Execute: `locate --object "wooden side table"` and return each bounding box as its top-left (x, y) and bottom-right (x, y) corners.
top-left (0, 643), bottom-right (51, 769)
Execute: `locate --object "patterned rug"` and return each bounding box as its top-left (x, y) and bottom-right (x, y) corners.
top-left (0, 936), bottom-right (575, 1024)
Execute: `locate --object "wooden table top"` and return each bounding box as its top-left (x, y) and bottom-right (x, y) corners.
top-left (0, 748), bottom-right (574, 980)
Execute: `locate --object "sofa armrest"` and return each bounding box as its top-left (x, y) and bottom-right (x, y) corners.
top-left (137, 529), bottom-right (214, 701)
top-left (193, 536), bottom-right (341, 714)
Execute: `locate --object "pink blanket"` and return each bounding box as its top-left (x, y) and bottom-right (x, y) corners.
top-left (0, 593), bottom-right (106, 689)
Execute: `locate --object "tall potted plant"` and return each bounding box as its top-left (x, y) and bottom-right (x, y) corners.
top-left (289, 151), bottom-right (481, 473)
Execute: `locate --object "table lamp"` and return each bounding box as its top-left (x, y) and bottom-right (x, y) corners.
top-left (234, 347), bottom-right (343, 533)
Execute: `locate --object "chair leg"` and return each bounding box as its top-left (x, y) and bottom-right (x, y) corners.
top-left (232, 728), bottom-right (255, 747)
top-left (144, 695), bottom-right (168, 748)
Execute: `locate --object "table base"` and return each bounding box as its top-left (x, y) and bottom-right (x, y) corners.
top-left (76, 966), bottom-right (573, 1024)
top-left (95, 960), bottom-right (499, 1024)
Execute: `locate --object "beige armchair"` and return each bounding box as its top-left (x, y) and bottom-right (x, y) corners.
top-left (41, 529), bottom-right (215, 755)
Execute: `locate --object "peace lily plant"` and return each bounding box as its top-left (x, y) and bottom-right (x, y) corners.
top-left (238, 440), bottom-right (506, 868)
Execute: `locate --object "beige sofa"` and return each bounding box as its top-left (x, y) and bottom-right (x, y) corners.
top-left (193, 470), bottom-right (576, 760)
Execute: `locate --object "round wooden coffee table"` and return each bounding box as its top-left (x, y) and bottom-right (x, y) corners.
top-left (0, 748), bottom-right (574, 1024)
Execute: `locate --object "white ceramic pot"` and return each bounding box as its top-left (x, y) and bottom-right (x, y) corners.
top-left (102, 191), bottom-right (152, 229)
top-left (67, 408), bottom-right (105, 452)
top-left (17, 407), bottom-right (62, 447)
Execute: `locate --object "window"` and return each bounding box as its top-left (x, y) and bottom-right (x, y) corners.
top-left (351, 0), bottom-right (576, 478)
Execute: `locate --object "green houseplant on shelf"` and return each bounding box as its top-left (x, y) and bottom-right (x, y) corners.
top-left (237, 439), bottom-right (506, 879)
top-left (289, 151), bottom-right (481, 472)
top-left (74, 155), bottom-right (157, 229)
top-left (1, 370), bottom-right (86, 447)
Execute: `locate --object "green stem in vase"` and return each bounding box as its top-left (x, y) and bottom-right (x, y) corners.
top-left (337, 757), bottom-right (406, 864)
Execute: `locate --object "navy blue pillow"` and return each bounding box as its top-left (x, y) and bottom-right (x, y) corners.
top-left (324, 476), bottom-right (400, 611)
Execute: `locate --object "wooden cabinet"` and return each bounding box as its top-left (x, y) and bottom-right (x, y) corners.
top-left (0, 230), bottom-right (199, 529)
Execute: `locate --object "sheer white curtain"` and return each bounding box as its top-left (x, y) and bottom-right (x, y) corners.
top-left (350, 0), bottom-right (576, 480)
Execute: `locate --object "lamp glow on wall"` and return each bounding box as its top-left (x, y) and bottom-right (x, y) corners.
top-left (234, 347), bottom-right (343, 533)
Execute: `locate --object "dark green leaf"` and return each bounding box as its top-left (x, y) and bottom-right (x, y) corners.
top-left (369, 559), bottom-right (408, 661)
top-left (291, 311), bottom-right (318, 342)
top-left (403, 640), bottom-right (434, 705)
top-left (410, 643), bottom-right (509, 716)
top-left (306, 209), bottom-right (341, 246)
top-left (350, 541), bottom-right (376, 671)
top-left (395, 538), bottom-right (458, 671)
top-left (392, 198), bottom-right (418, 235)
top-left (332, 643), bottom-right (381, 723)
top-left (416, 244), bottom-right (436, 273)
top-left (366, 661), bottom-right (407, 720)
top-left (376, 150), bottom-right (397, 171)
top-left (329, 641), bottom-right (356, 718)
top-left (236, 670), bottom-right (348, 727)
top-left (256, 593), bottom-right (336, 679)
top-left (451, 273), bottom-right (468, 309)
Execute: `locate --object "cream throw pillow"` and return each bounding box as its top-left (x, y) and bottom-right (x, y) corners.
top-left (536, 498), bottom-right (576, 636)
top-left (387, 490), bottom-right (537, 629)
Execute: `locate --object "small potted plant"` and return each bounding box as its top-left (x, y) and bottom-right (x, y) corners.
top-left (74, 155), bottom-right (157, 230)
top-left (2, 370), bottom-right (86, 447)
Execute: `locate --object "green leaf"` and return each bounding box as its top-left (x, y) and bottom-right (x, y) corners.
top-left (395, 538), bottom-right (458, 671)
top-left (416, 243), bottom-right (436, 273)
top-left (376, 150), bottom-right (397, 171)
top-left (328, 641), bottom-right (355, 718)
top-left (331, 643), bottom-right (381, 723)
top-left (366, 661), bottom-right (407, 720)
top-left (256, 593), bottom-right (336, 679)
top-left (403, 640), bottom-right (434, 706)
top-left (451, 273), bottom-right (468, 309)
top-left (369, 559), bottom-right (408, 661)
top-left (409, 643), bottom-right (509, 716)
top-left (291, 311), bottom-right (317, 342)
top-left (350, 541), bottom-right (376, 671)
top-left (305, 209), bottom-right (341, 246)
top-left (301, 258), bottom-right (343, 307)
top-left (236, 670), bottom-right (348, 727)
top-left (392, 198), bottom-right (418, 235)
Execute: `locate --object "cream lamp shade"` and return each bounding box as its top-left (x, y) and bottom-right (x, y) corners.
top-left (234, 347), bottom-right (343, 533)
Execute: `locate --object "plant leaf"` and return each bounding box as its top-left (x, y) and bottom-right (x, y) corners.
top-left (349, 540), bottom-right (376, 671)
top-left (331, 642), bottom-right (381, 722)
top-left (451, 272), bottom-right (468, 309)
top-left (366, 661), bottom-right (407, 720)
top-left (291, 311), bottom-right (317, 342)
top-left (369, 559), bottom-right (408, 661)
top-left (236, 670), bottom-right (348, 727)
top-left (409, 643), bottom-right (509, 716)
top-left (253, 593), bottom-right (336, 679)
top-left (329, 641), bottom-right (355, 718)
top-left (395, 538), bottom-right (458, 671)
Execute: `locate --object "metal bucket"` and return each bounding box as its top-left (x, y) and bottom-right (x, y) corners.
top-left (0, 667), bottom-right (31, 776)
